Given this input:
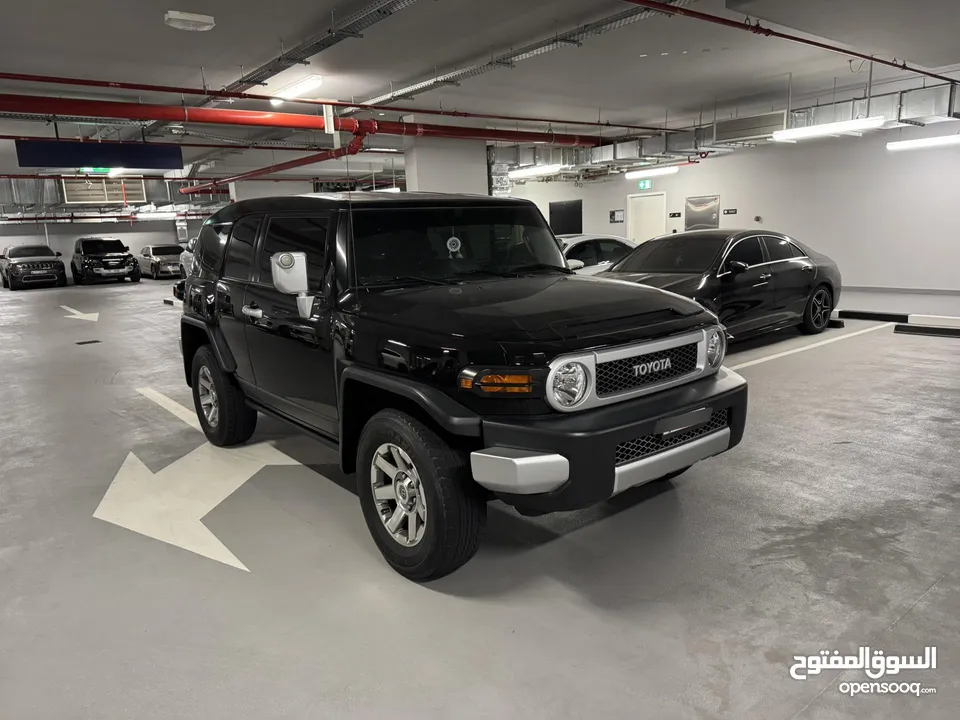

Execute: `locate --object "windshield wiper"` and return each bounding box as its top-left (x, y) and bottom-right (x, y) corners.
top-left (507, 263), bottom-right (572, 275)
top-left (450, 268), bottom-right (518, 279)
top-left (362, 275), bottom-right (455, 287)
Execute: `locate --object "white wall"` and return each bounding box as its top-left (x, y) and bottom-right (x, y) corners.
top-left (230, 180), bottom-right (314, 201)
top-left (0, 222), bottom-right (181, 270)
top-left (514, 127), bottom-right (960, 292)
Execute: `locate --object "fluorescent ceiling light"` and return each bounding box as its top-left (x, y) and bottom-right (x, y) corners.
top-left (164, 10), bottom-right (216, 32)
top-left (108, 168), bottom-right (124, 177)
top-left (373, 187), bottom-right (401, 193)
top-left (772, 116), bottom-right (885, 142)
top-left (272, 75), bottom-right (324, 101)
top-left (508, 164), bottom-right (567, 179)
top-left (886, 133), bottom-right (960, 152)
top-left (624, 165), bottom-right (680, 179)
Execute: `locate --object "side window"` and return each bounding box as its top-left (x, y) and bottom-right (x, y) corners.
top-left (75, 241), bottom-right (82, 254)
top-left (222, 216), bottom-right (262, 280)
top-left (598, 240), bottom-right (631, 263)
top-left (567, 241), bottom-right (599, 266)
top-left (763, 236), bottom-right (795, 263)
top-left (725, 237), bottom-right (764, 269)
top-left (141, 247), bottom-right (150, 257)
top-left (258, 216), bottom-right (329, 292)
top-left (788, 242), bottom-right (806, 258)
top-left (196, 223), bottom-right (231, 276)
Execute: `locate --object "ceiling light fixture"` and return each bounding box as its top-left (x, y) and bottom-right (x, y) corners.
top-left (108, 168), bottom-right (124, 177)
top-left (373, 186), bottom-right (401, 193)
top-left (624, 165), bottom-right (680, 179)
top-left (508, 164), bottom-right (568, 179)
top-left (164, 10), bottom-right (216, 32)
top-left (271, 74), bottom-right (325, 103)
top-left (772, 116), bottom-right (885, 142)
top-left (886, 133), bottom-right (960, 152)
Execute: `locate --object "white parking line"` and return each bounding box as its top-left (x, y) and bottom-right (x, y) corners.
top-left (728, 323), bottom-right (894, 371)
top-left (136, 387), bottom-right (202, 432)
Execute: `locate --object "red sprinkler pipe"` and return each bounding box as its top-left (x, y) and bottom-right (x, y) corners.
top-left (179, 133), bottom-right (368, 194)
top-left (0, 93), bottom-right (596, 147)
top-left (622, 0), bottom-right (958, 85)
top-left (0, 133), bottom-right (336, 153)
top-left (0, 71), bottom-right (671, 133)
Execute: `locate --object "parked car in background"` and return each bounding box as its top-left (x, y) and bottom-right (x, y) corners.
top-left (602, 229), bottom-right (842, 339)
top-left (557, 233), bottom-right (633, 275)
top-left (137, 244), bottom-right (185, 279)
top-left (179, 236), bottom-right (197, 278)
top-left (0, 244), bottom-right (67, 290)
top-left (71, 237), bottom-right (140, 284)
top-left (177, 194), bottom-right (747, 581)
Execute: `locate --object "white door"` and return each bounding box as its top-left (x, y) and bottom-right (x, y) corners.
top-left (627, 193), bottom-right (667, 244)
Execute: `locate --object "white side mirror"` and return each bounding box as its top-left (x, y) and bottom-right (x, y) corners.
top-left (271, 251), bottom-right (315, 319)
top-left (567, 259), bottom-right (585, 271)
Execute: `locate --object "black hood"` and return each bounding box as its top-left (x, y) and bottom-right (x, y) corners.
top-left (8, 255), bottom-right (62, 264)
top-left (600, 270), bottom-right (706, 298)
top-left (85, 252), bottom-right (132, 259)
top-left (355, 274), bottom-right (712, 353)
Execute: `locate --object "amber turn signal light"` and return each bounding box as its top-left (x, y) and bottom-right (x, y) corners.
top-left (478, 374), bottom-right (533, 393)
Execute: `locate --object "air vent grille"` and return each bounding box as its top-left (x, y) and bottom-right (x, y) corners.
top-left (62, 178), bottom-right (147, 205)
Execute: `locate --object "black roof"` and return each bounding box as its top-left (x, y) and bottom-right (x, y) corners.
top-left (649, 229), bottom-right (782, 242)
top-left (207, 192), bottom-right (535, 224)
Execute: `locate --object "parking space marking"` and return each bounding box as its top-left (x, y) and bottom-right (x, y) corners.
top-left (136, 387), bottom-right (202, 432)
top-left (60, 305), bottom-right (99, 322)
top-left (728, 323), bottom-right (894, 371)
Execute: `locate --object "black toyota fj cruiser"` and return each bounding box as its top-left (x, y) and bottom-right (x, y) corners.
top-left (177, 193), bottom-right (747, 581)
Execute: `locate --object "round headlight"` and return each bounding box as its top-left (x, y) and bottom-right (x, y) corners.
top-left (706, 329), bottom-right (726, 368)
top-left (552, 361), bottom-right (589, 408)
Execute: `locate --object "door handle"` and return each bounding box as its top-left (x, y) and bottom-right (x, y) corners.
top-left (801, 265), bottom-right (815, 272)
top-left (759, 273), bottom-right (772, 280)
top-left (242, 304), bottom-right (263, 319)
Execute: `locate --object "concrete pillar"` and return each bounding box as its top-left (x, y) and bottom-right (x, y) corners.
top-left (403, 125), bottom-right (489, 195)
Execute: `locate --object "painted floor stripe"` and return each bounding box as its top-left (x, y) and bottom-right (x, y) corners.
top-left (728, 323), bottom-right (894, 371)
top-left (136, 387), bottom-right (203, 432)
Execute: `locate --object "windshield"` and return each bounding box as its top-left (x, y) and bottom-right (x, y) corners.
top-left (351, 205), bottom-right (567, 286)
top-left (152, 245), bottom-right (184, 256)
top-left (8, 245), bottom-right (55, 259)
top-left (611, 234), bottom-right (727, 274)
top-left (81, 238), bottom-right (126, 255)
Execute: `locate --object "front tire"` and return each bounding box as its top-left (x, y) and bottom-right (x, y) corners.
top-left (73, 267), bottom-right (84, 285)
top-left (357, 410), bottom-right (486, 581)
top-left (1, 273), bottom-right (7, 288)
top-left (8, 276), bottom-right (21, 291)
top-left (129, 266), bottom-right (141, 283)
top-left (191, 346), bottom-right (258, 446)
top-left (800, 285), bottom-right (832, 334)
top-left (57, 275), bottom-right (67, 287)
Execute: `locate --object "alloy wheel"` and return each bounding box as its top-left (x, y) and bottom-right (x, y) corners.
top-left (197, 366), bottom-right (219, 428)
top-left (811, 288), bottom-right (831, 329)
top-left (370, 442), bottom-right (427, 547)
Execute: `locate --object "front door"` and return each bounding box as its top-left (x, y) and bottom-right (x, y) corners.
top-left (244, 213), bottom-right (337, 437)
top-left (214, 216), bottom-right (262, 385)
top-left (716, 236), bottom-right (777, 337)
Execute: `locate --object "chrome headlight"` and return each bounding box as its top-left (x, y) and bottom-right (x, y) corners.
top-left (706, 328), bottom-right (726, 368)
top-left (552, 361), bottom-right (589, 409)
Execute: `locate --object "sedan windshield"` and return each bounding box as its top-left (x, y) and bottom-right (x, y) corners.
top-left (152, 245), bottom-right (184, 256)
top-left (351, 205), bottom-right (568, 286)
top-left (8, 245), bottom-right (55, 259)
top-left (611, 234), bottom-right (727, 274)
top-left (81, 239), bottom-right (126, 254)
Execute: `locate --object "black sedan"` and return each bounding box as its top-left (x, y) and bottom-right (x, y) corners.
top-left (601, 230), bottom-right (842, 340)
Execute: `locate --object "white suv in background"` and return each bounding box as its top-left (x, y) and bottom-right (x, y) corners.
top-left (179, 236), bottom-right (197, 278)
top-left (557, 234), bottom-right (634, 275)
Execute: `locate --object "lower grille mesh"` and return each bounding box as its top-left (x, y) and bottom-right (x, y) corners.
top-left (615, 408), bottom-right (730, 467)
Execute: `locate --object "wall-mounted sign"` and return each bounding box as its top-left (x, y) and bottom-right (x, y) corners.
top-left (723, 208), bottom-right (738, 215)
top-left (637, 179), bottom-right (653, 191)
top-left (685, 195), bottom-right (720, 230)
top-left (669, 212), bottom-right (681, 218)
top-left (609, 209), bottom-right (625, 224)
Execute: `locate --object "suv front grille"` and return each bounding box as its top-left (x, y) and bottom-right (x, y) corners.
top-left (21, 262), bottom-right (57, 270)
top-left (615, 408), bottom-right (729, 466)
top-left (596, 342), bottom-right (699, 397)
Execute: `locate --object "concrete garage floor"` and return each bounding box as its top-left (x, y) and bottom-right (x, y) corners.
top-left (1, 282), bottom-right (959, 720)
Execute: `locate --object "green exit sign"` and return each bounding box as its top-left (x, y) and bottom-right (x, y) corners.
top-left (637, 179), bottom-right (653, 190)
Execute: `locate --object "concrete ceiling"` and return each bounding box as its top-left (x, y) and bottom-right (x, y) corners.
top-left (1, 0), bottom-right (958, 178)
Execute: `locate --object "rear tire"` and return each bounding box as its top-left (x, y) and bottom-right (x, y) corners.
top-left (357, 409), bottom-right (486, 582)
top-left (180, 265), bottom-right (187, 279)
top-left (190, 345), bottom-right (257, 446)
top-left (57, 275), bottom-right (67, 287)
top-left (800, 285), bottom-right (832, 335)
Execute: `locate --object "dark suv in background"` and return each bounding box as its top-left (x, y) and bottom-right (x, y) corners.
top-left (177, 193), bottom-right (748, 581)
top-left (71, 237), bottom-right (140, 284)
top-left (0, 244), bottom-right (67, 290)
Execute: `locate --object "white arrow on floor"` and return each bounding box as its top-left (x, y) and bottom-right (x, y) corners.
top-left (61, 304), bottom-right (99, 322)
top-left (94, 440), bottom-right (300, 570)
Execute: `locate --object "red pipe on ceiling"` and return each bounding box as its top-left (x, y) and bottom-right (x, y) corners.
top-left (0, 93), bottom-right (595, 147)
top-left (622, 0), bottom-right (958, 85)
top-left (179, 133), bottom-right (368, 194)
top-left (0, 71), bottom-right (669, 133)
